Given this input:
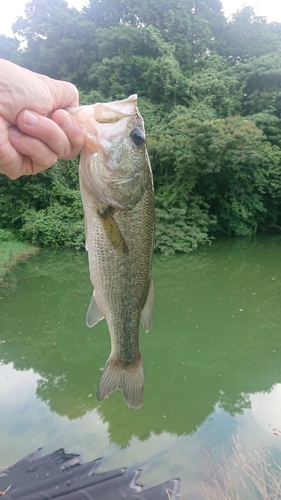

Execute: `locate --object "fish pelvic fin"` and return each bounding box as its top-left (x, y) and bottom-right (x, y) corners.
top-left (86, 292), bottom-right (105, 327)
top-left (141, 276), bottom-right (154, 333)
top-left (98, 207), bottom-right (129, 254)
top-left (97, 356), bottom-right (144, 409)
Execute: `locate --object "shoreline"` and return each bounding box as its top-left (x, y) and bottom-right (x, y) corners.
top-left (0, 238), bottom-right (40, 283)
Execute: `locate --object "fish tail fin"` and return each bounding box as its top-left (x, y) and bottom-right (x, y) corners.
top-left (97, 357), bottom-right (144, 409)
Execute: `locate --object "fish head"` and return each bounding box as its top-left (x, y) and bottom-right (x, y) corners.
top-left (68, 95), bottom-right (149, 210)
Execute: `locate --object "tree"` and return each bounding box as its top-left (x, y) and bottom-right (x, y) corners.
top-left (13, 0), bottom-right (95, 87)
top-left (191, 0), bottom-right (226, 59)
top-left (185, 55), bottom-right (242, 116)
top-left (84, 0), bottom-right (194, 70)
top-left (238, 52), bottom-right (281, 116)
top-left (249, 110), bottom-right (281, 147)
top-left (0, 35), bottom-right (19, 61)
top-left (2, 0), bottom-right (281, 253)
top-left (152, 112), bottom-right (281, 251)
top-left (89, 25), bottom-right (186, 104)
top-left (0, 158), bottom-right (84, 249)
top-left (221, 7), bottom-right (281, 64)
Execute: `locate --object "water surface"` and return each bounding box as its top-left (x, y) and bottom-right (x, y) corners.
top-left (1, 236), bottom-right (281, 498)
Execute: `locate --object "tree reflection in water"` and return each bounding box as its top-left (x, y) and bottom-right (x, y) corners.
top-left (1, 237), bottom-right (281, 496)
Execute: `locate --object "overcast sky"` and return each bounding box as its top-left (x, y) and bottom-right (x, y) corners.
top-left (1, 0), bottom-right (281, 38)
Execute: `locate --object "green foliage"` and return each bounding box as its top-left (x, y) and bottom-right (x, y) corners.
top-left (155, 204), bottom-right (214, 255)
top-left (79, 89), bottom-right (106, 105)
top-left (220, 6), bottom-right (281, 64)
top-left (0, 230), bottom-right (38, 281)
top-left (186, 55), bottom-right (242, 116)
top-left (0, 35), bottom-right (19, 61)
top-left (137, 98), bottom-right (164, 133)
top-left (0, 158), bottom-right (84, 249)
top-left (151, 113), bottom-right (281, 251)
top-left (88, 25), bottom-right (186, 103)
top-left (0, 229), bottom-right (16, 242)
top-left (2, 0), bottom-right (281, 254)
top-left (13, 0), bottom-right (95, 88)
top-left (84, 0), bottom-right (194, 69)
top-left (20, 203), bottom-right (84, 248)
top-left (238, 52), bottom-right (281, 116)
top-left (249, 109), bottom-right (281, 147)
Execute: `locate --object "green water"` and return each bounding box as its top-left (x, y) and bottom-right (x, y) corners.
top-left (1, 236), bottom-right (281, 498)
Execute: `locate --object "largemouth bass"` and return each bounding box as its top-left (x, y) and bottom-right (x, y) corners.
top-left (68, 95), bottom-right (154, 409)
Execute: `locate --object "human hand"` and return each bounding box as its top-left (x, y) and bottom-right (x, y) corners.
top-left (0, 59), bottom-right (85, 179)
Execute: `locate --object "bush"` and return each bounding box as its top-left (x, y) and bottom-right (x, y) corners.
top-left (0, 229), bottom-right (16, 242)
top-left (20, 202), bottom-right (84, 249)
top-left (155, 202), bottom-right (215, 255)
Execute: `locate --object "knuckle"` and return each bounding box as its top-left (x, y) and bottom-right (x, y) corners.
top-left (68, 149), bottom-right (80, 160)
top-left (60, 142), bottom-right (72, 159)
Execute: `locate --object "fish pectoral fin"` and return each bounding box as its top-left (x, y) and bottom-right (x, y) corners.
top-left (141, 276), bottom-right (154, 333)
top-left (98, 207), bottom-right (128, 254)
top-left (86, 292), bottom-right (105, 328)
top-left (97, 357), bottom-right (144, 409)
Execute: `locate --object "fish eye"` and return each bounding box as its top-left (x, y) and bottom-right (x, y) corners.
top-left (131, 128), bottom-right (145, 146)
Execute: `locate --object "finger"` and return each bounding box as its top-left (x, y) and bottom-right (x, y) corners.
top-left (0, 60), bottom-right (80, 121)
top-left (16, 110), bottom-right (76, 159)
top-left (0, 117), bottom-right (24, 179)
top-left (51, 109), bottom-right (85, 159)
top-left (9, 151), bottom-right (51, 177)
top-left (49, 80), bottom-right (80, 109)
top-left (0, 131), bottom-right (44, 180)
top-left (8, 127), bottom-right (59, 172)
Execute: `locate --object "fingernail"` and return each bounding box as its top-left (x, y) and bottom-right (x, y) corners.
top-left (59, 111), bottom-right (72, 131)
top-left (9, 127), bottom-right (22, 138)
top-left (24, 110), bottom-right (39, 126)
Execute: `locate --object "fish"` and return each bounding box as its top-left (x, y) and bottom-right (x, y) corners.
top-left (68, 95), bottom-right (154, 409)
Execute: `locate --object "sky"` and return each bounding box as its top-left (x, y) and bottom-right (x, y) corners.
top-left (1, 0), bottom-right (281, 38)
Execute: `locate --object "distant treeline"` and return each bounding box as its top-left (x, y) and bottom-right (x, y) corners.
top-left (2, 0), bottom-right (281, 253)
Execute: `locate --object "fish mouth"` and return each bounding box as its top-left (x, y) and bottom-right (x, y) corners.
top-left (66, 95), bottom-right (138, 124)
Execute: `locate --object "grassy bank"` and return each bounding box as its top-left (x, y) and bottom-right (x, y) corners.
top-left (0, 230), bottom-right (39, 283)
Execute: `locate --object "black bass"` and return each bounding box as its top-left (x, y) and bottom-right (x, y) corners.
top-left (68, 95), bottom-right (154, 409)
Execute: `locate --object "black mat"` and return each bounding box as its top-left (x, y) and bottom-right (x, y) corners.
top-left (0, 448), bottom-right (180, 499)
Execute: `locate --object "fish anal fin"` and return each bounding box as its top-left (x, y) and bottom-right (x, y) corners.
top-left (86, 292), bottom-right (105, 328)
top-left (98, 207), bottom-right (129, 254)
top-left (141, 276), bottom-right (154, 333)
top-left (97, 357), bottom-right (144, 409)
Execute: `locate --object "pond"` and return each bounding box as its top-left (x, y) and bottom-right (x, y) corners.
top-left (1, 235), bottom-right (281, 498)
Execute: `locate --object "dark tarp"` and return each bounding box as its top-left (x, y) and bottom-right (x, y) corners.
top-left (0, 448), bottom-right (180, 499)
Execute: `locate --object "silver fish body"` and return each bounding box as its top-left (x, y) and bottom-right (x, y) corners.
top-left (68, 95), bottom-right (154, 409)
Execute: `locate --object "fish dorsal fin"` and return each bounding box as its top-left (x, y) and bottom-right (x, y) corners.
top-left (86, 292), bottom-right (105, 328)
top-left (141, 276), bottom-right (154, 332)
